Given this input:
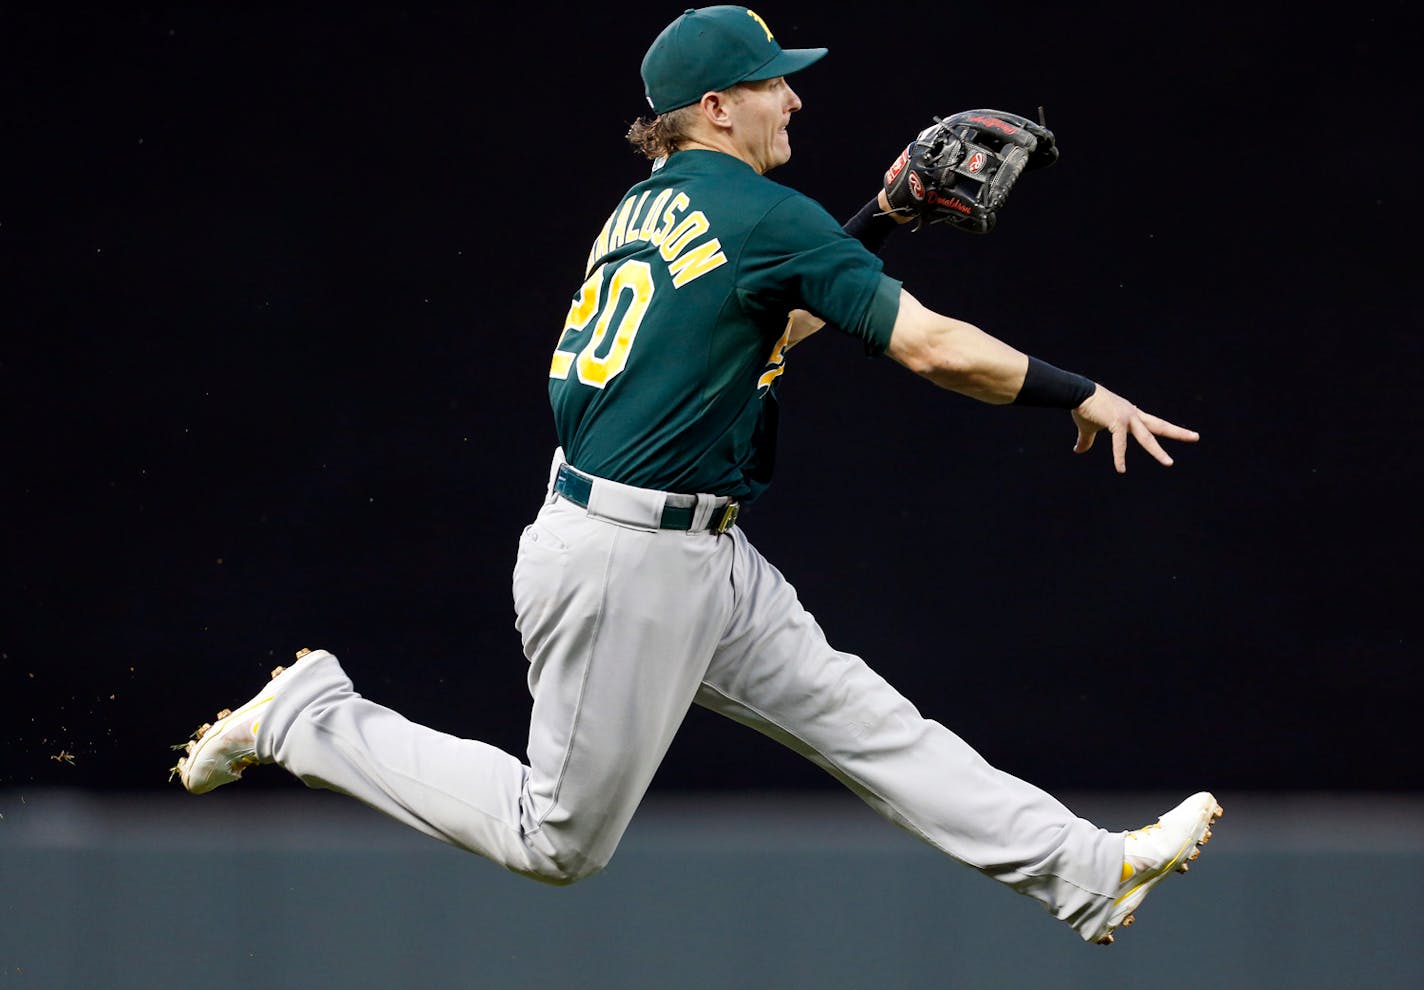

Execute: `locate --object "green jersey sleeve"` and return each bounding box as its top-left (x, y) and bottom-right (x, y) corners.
top-left (739, 192), bottom-right (902, 355)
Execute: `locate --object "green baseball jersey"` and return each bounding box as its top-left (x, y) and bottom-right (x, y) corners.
top-left (548, 149), bottom-right (901, 502)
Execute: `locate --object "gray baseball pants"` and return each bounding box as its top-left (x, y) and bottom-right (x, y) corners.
top-left (255, 451), bottom-right (1126, 938)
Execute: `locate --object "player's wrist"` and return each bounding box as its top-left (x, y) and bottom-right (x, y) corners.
top-left (876, 189), bottom-right (913, 222)
top-left (843, 197), bottom-right (901, 254)
top-left (1013, 356), bottom-right (1096, 409)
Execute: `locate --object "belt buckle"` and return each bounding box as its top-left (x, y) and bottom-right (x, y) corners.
top-left (712, 501), bottom-right (739, 535)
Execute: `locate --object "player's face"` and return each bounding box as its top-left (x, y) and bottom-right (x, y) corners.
top-left (726, 76), bottom-right (802, 174)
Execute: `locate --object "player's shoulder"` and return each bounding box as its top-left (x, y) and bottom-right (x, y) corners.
top-left (609, 150), bottom-right (844, 258)
top-left (656, 150), bottom-right (804, 213)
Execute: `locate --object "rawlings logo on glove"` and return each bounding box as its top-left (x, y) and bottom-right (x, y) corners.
top-left (882, 108), bottom-right (1058, 234)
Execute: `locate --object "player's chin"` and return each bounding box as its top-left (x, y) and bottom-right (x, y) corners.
top-left (772, 134), bottom-right (792, 167)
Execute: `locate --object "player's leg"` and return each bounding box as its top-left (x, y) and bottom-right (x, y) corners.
top-left (187, 495), bottom-right (731, 884)
top-left (694, 529), bottom-right (1129, 938)
top-left (504, 497), bottom-right (734, 879)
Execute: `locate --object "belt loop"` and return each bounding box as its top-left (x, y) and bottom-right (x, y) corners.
top-left (688, 494), bottom-right (718, 532)
top-left (546, 447), bottom-right (567, 503)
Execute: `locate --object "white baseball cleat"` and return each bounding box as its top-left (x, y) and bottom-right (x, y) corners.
top-left (1092, 790), bottom-right (1223, 945)
top-left (170, 648), bottom-right (317, 794)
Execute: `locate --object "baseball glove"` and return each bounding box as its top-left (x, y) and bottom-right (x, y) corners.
top-left (882, 109), bottom-right (1058, 233)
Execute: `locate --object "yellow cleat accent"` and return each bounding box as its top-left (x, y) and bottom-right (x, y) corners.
top-left (1094, 791), bottom-right (1222, 946)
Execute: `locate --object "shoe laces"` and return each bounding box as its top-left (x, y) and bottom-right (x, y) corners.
top-left (1126, 821), bottom-right (1162, 842)
top-left (1121, 821), bottom-right (1167, 880)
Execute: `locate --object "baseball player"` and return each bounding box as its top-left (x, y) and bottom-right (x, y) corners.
top-left (174, 5), bottom-right (1220, 946)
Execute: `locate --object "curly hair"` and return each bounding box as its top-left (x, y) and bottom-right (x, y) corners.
top-left (624, 104), bottom-right (702, 159)
top-left (625, 84), bottom-right (757, 159)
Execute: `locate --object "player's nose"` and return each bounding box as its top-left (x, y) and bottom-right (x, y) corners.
top-left (785, 83), bottom-right (802, 112)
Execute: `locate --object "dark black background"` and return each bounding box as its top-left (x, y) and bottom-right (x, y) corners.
top-left (3, 2), bottom-right (1419, 796)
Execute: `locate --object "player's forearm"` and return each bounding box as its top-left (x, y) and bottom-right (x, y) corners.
top-left (886, 292), bottom-right (1029, 404)
top-left (917, 322), bottom-right (1029, 404)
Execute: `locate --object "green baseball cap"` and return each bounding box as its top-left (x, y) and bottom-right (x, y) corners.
top-left (641, 6), bottom-right (828, 114)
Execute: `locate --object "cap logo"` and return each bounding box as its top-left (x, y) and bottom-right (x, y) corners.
top-left (641, 5), bottom-right (824, 114)
top-left (746, 9), bottom-right (774, 42)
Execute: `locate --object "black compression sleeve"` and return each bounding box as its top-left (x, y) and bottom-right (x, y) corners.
top-left (1013, 356), bottom-right (1096, 409)
top-left (842, 197), bottom-right (899, 255)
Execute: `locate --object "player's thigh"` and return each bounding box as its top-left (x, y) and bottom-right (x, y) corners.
top-left (697, 531), bottom-right (925, 758)
top-left (514, 501), bottom-right (735, 789)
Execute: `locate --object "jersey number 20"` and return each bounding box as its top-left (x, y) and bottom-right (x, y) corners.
top-left (549, 261), bottom-right (654, 389)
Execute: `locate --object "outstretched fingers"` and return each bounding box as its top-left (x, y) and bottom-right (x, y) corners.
top-left (1128, 417), bottom-right (1172, 470)
top-left (1123, 410), bottom-right (1200, 472)
top-left (1139, 411), bottom-right (1201, 444)
top-left (1072, 393), bottom-right (1199, 473)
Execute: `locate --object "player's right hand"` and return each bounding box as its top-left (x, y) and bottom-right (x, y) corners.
top-left (1070, 385), bottom-right (1199, 474)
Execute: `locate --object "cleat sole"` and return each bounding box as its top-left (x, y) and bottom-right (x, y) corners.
top-left (171, 648), bottom-right (313, 790)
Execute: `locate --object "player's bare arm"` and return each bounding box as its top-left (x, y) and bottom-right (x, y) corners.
top-left (885, 289), bottom-right (1029, 402)
top-left (887, 289), bottom-right (1199, 471)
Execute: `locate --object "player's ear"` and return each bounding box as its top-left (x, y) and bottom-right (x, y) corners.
top-left (698, 90), bottom-right (735, 129)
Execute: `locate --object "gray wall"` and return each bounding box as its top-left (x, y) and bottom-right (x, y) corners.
top-left (2, 789), bottom-right (1421, 989)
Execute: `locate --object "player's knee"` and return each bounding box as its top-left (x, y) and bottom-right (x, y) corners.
top-left (534, 852), bottom-right (607, 886)
top-left (534, 865), bottom-right (592, 887)
top-left (518, 840), bottom-right (609, 887)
